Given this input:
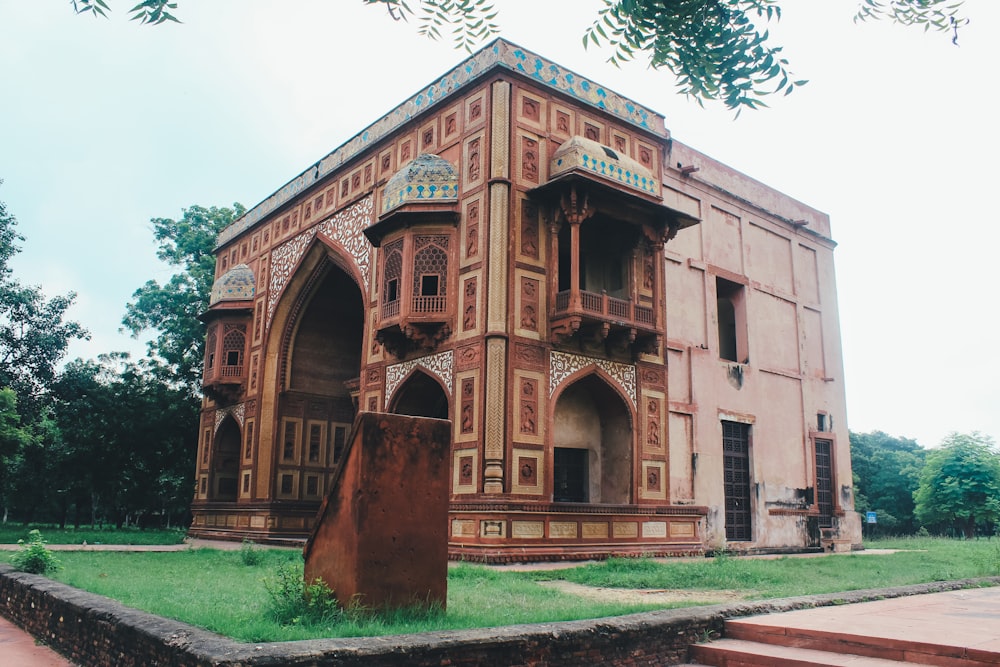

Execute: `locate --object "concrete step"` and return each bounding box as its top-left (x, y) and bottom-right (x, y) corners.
top-left (689, 638), bottom-right (922, 666)
top-left (722, 616), bottom-right (1000, 667)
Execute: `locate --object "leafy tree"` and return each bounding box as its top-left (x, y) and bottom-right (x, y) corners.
top-left (850, 430), bottom-right (925, 534)
top-left (67, 1), bottom-right (968, 111)
top-left (913, 432), bottom-right (1000, 538)
top-left (0, 388), bottom-right (32, 523)
top-left (122, 203), bottom-right (245, 393)
top-left (48, 354), bottom-right (199, 528)
top-left (0, 184), bottom-right (88, 417)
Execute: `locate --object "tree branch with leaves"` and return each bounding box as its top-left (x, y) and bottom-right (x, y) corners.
top-left (66, 0), bottom-right (968, 112)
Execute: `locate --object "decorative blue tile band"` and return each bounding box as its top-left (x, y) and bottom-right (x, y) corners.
top-left (217, 39), bottom-right (666, 248)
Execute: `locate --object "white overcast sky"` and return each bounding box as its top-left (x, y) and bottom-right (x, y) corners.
top-left (1, 0), bottom-right (997, 449)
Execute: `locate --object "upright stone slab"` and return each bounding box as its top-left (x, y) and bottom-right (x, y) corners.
top-left (304, 412), bottom-right (451, 610)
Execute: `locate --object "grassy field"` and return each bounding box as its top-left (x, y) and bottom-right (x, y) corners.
top-left (532, 537), bottom-right (1000, 599)
top-left (0, 524), bottom-right (186, 545)
top-left (3, 537), bottom-right (999, 642)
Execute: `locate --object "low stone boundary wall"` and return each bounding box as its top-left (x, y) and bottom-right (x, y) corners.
top-left (2, 564), bottom-right (998, 667)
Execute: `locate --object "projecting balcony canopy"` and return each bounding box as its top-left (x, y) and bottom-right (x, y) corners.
top-left (530, 135), bottom-right (699, 236)
top-left (365, 153), bottom-right (460, 247)
top-left (200, 264), bottom-right (255, 323)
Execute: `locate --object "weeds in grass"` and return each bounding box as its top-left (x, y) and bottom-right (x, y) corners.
top-left (11, 529), bottom-right (61, 575)
top-left (239, 539), bottom-right (265, 567)
top-left (263, 560), bottom-right (342, 626)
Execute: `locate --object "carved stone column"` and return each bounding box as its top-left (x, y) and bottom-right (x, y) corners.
top-left (483, 79), bottom-right (511, 494)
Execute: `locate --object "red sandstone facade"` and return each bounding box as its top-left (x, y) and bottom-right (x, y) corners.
top-left (189, 40), bottom-right (861, 559)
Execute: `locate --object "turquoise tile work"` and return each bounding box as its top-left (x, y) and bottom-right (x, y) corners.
top-left (217, 39), bottom-right (666, 248)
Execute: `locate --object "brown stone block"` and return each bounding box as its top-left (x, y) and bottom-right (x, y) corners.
top-left (304, 412), bottom-right (451, 611)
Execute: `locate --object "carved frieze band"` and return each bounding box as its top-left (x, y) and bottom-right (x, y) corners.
top-left (214, 402), bottom-right (246, 432)
top-left (384, 350), bottom-right (454, 405)
top-left (549, 351), bottom-right (637, 409)
top-left (266, 196), bottom-right (373, 331)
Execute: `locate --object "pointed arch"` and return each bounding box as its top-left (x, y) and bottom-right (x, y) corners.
top-left (551, 372), bottom-right (634, 505)
top-left (256, 239), bottom-right (367, 491)
top-left (210, 416), bottom-right (241, 502)
top-left (389, 369), bottom-right (450, 420)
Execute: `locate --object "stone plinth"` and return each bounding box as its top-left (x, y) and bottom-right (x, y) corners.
top-left (304, 412), bottom-right (451, 611)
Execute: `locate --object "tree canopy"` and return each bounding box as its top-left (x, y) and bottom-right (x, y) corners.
top-left (67, 0), bottom-right (967, 112)
top-left (0, 184), bottom-right (88, 417)
top-left (850, 430), bottom-right (926, 534)
top-left (913, 432), bottom-right (1000, 537)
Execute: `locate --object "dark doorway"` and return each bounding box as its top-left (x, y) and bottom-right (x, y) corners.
top-left (553, 447), bottom-right (589, 502)
top-left (815, 438), bottom-right (834, 528)
top-left (722, 420), bottom-right (752, 541)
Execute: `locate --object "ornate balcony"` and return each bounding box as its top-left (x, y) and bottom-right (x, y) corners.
top-left (552, 289), bottom-right (662, 355)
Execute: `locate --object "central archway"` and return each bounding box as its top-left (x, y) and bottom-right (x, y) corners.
top-left (552, 374), bottom-right (633, 504)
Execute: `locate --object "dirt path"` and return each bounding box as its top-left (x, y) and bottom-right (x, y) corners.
top-left (537, 579), bottom-right (746, 605)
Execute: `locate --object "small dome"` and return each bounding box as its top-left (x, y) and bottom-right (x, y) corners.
top-left (382, 154), bottom-right (459, 214)
top-left (550, 136), bottom-right (658, 197)
top-left (209, 264), bottom-right (255, 306)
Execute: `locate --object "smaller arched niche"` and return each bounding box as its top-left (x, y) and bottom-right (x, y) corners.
top-left (211, 417), bottom-right (241, 502)
top-left (552, 374), bottom-right (633, 505)
top-left (390, 371), bottom-right (449, 420)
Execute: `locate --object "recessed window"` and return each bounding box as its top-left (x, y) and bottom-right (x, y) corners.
top-left (386, 278), bottom-right (399, 302)
top-left (717, 277), bottom-right (748, 363)
top-left (282, 421), bottom-right (296, 461)
top-left (332, 426), bottom-right (347, 463)
top-left (420, 274), bottom-right (440, 296)
top-left (308, 424), bottom-right (321, 463)
top-left (226, 350), bottom-right (241, 366)
top-left (306, 475), bottom-right (318, 496)
top-left (280, 474), bottom-right (293, 495)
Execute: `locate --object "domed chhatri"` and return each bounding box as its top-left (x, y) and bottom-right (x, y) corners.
top-left (550, 135), bottom-right (658, 198)
top-left (209, 264), bottom-right (255, 306)
top-left (381, 154), bottom-right (459, 215)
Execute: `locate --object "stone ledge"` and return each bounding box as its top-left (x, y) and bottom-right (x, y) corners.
top-left (2, 563), bottom-right (998, 667)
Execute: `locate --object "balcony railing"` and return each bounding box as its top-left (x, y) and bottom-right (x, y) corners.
top-left (382, 299), bottom-right (400, 320)
top-left (220, 364), bottom-right (244, 378)
top-left (412, 295), bottom-right (447, 314)
top-left (554, 289), bottom-right (659, 332)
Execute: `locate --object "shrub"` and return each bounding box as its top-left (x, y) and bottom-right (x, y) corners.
top-left (263, 561), bottom-right (342, 626)
top-left (11, 529), bottom-right (61, 575)
top-left (239, 539), bottom-right (264, 566)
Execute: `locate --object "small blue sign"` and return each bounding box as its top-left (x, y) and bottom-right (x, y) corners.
top-left (866, 511), bottom-right (877, 524)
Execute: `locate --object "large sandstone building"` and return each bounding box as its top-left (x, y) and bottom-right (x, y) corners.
top-left (189, 40), bottom-right (861, 559)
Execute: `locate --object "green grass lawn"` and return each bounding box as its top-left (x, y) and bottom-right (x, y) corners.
top-left (531, 537), bottom-right (1000, 599)
top-left (3, 537), bottom-right (999, 642)
top-left (0, 524), bottom-right (186, 545)
top-left (19, 549), bottom-right (667, 642)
